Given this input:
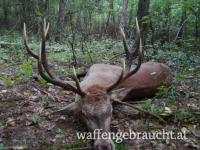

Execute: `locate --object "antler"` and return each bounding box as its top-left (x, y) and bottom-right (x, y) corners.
top-left (120, 17), bottom-right (141, 70)
top-left (121, 18), bottom-right (143, 81)
top-left (107, 17), bottom-right (143, 92)
top-left (23, 20), bottom-right (85, 97)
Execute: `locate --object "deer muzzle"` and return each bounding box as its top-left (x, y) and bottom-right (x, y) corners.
top-left (94, 138), bottom-right (115, 150)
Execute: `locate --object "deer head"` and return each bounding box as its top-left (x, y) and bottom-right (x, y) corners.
top-left (23, 18), bottom-right (143, 150)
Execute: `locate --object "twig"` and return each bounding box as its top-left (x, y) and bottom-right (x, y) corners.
top-left (174, 18), bottom-right (188, 42)
top-left (110, 52), bottom-right (125, 60)
top-left (33, 85), bottom-right (72, 102)
top-left (128, 99), bottom-right (152, 104)
top-left (113, 99), bottom-right (166, 124)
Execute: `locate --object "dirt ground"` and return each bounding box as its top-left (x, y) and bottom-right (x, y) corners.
top-left (0, 49), bottom-right (200, 150)
top-left (0, 73), bottom-right (199, 150)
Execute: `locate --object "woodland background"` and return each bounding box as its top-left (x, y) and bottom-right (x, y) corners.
top-left (0, 0), bottom-right (200, 150)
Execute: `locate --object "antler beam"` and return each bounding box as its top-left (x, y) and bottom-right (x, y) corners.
top-left (107, 17), bottom-right (143, 92)
top-left (23, 20), bottom-right (85, 97)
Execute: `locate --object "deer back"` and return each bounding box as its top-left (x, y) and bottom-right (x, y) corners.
top-left (80, 64), bottom-right (122, 92)
top-left (118, 62), bottom-right (172, 99)
top-left (79, 62), bottom-right (171, 100)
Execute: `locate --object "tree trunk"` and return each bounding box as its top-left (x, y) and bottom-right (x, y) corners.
top-left (3, 0), bottom-right (9, 25)
top-left (21, 0), bottom-right (27, 27)
top-left (149, 19), bottom-right (155, 48)
top-left (136, 0), bottom-right (150, 45)
top-left (56, 0), bottom-right (65, 42)
top-left (106, 0), bottom-right (115, 26)
top-left (178, 11), bottom-right (186, 39)
top-left (128, 2), bottom-right (135, 26)
top-left (166, 2), bottom-right (171, 44)
top-left (119, 0), bottom-right (128, 30)
top-left (58, 0), bottom-right (65, 27)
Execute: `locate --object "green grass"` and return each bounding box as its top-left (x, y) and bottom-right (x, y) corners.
top-left (115, 143), bottom-right (129, 150)
top-left (0, 144), bottom-right (5, 150)
top-left (45, 139), bottom-right (85, 150)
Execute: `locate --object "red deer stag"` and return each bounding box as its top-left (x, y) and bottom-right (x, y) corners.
top-left (23, 19), bottom-right (171, 150)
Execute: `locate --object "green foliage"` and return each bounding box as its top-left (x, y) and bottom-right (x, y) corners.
top-left (156, 85), bottom-right (171, 96)
top-left (166, 86), bottom-right (179, 103)
top-left (141, 15), bottom-right (150, 24)
top-left (0, 60), bottom-right (33, 87)
top-left (0, 144), bottom-right (5, 150)
top-left (0, 1), bottom-right (200, 149)
top-left (46, 139), bottom-right (84, 150)
top-left (115, 143), bottom-right (129, 150)
top-left (174, 110), bottom-right (195, 124)
top-left (19, 137), bottom-right (28, 149)
top-left (62, 139), bottom-right (84, 149)
top-left (41, 96), bottom-right (50, 108)
top-left (1, 0), bottom-right (200, 46)
top-left (156, 85), bottom-right (178, 103)
top-left (143, 101), bottom-right (163, 114)
top-left (31, 114), bottom-right (40, 125)
top-left (0, 118), bottom-right (5, 126)
top-left (0, 74), bottom-right (15, 86)
top-left (55, 129), bottom-right (65, 139)
top-left (19, 60), bottom-right (33, 79)
top-left (175, 74), bottom-right (186, 81)
top-left (83, 50), bottom-right (94, 61)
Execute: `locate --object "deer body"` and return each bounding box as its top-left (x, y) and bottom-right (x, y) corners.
top-left (118, 62), bottom-right (171, 99)
top-left (23, 19), bottom-right (171, 150)
top-left (80, 62), bottom-right (171, 100)
top-left (80, 64), bottom-right (122, 91)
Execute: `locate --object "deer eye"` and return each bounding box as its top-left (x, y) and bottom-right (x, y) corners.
top-left (81, 110), bottom-right (88, 116)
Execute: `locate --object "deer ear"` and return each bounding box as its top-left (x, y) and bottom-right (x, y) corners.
top-left (110, 88), bottom-right (132, 101)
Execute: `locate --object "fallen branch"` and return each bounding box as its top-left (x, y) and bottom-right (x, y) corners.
top-left (128, 99), bottom-right (152, 104)
top-left (110, 52), bottom-right (125, 60)
top-left (113, 99), bottom-right (166, 124)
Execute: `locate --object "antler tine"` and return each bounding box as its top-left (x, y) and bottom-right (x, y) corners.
top-left (45, 22), bottom-right (49, 38)
top-left (38, 20), bottom-right (85, 96)
top-left (72, 67), bottom-right (85, 95)
top-left (130, 17), bottom-right (141, 58)
top-left (107, 18), bottom-right (143, 92)
top-left (107, 59), bottom-right (125, 92)
top-left (23, 20), bottom-right (85, 97)
top-left (120, 26), bottom-right (130, 58)
top-left (23, 22), bottom-right (55, 78)
top-left (43, 19), bottom-right (49, 38)
top-left (23, 23), bottom-right (39, 59)
top-left (122, 17), bottom-right (143, 81)
top-left (43, 19), bottom-right (46, 33)
top-left (37, 43), bottom-right (85, 96)
top-left (40, 20), bottom-right (56, 78)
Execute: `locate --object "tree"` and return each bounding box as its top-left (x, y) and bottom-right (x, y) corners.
top-left (56, 0), bottom-right (65, 42)
top-left (136, 0), bottom-right (150, 45)
top-left (119, 0), bottom-right (128, 30)
top-left (106, 0), bottom-right (115, 26)
top-left (119, 0), bottom-right (139, 70)
top-left (3, 0), bottom-right (9, 25)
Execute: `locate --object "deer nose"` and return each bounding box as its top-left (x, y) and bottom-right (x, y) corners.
top-left (94, 139), bottom-right (114, 150)
top-left (96, 146), bottom-right (104, 150)
top-left (95, 144), bottom-right (113, 150)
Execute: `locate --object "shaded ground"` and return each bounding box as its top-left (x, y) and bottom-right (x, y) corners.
top-left (0, 39), bottom-right (200, 150)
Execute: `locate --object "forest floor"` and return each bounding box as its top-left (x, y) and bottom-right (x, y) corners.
top-left (0, 35), bottom-right (200, 150)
